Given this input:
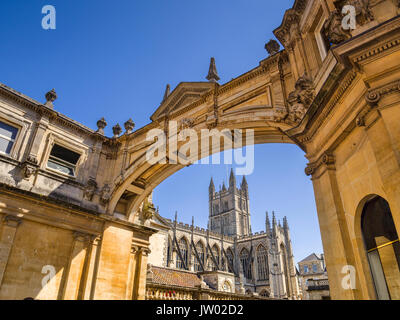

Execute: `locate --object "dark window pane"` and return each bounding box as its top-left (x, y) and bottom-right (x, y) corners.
top-left (362, 197), bottom-right (398, 251)
top-left (50, 144), bottom-right (80, 165)
top-left (0, 121), bottom-right (18, 140)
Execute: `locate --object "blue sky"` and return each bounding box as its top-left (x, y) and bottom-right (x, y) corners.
top-left (0, 0), bottom-right (323, 263)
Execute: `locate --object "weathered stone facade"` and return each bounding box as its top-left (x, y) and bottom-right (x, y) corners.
top-left (0, 0), bottom-right (399, 300)
top-left (147, 171), bottom-right (300, 299)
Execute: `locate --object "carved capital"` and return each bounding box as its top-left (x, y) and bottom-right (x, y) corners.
top-left (140, 247), bottom-right (151, 257)
top-left (365, 90), bottom-right (381, 107)
top-left (3, 215), bottom-right (22, 228)
top-left (73, 231), bottom-right (92, 242)
top-left (305, 152), bottom-right (335, 176)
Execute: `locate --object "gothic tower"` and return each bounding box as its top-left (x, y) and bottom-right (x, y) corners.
top-left (208, 169), bottom-right (251, 237)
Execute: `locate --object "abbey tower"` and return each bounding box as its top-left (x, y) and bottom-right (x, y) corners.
top-left (208, 169), bottom-right (251, 237)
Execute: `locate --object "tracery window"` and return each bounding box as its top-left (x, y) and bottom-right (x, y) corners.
top-left (176, 238), bottom-right (188, 270)
top-left (212, 245), bottom-right (220, 271)
top-left (194, 241), bottom-right (205, 272)
top-left (226, 248), bottom-right (234, 273)
top-left (240, 248), bottom-right (252, 280)
top-left (257, 245), bottom-right (269, 280)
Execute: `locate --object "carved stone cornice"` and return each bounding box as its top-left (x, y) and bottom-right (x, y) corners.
top-left (305, 152), bottom-right (335, 176)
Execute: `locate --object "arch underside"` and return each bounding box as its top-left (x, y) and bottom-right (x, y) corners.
top-left (110, 117), bottom-right (300, 221)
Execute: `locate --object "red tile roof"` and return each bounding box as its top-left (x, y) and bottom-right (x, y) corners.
top-left (149, 266), bottom-right (202, 288)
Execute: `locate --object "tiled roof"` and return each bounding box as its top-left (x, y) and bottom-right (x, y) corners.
top-left (299, 253), bottom-right (322, 263)
top-left (149, 266), bottom-right (202, 289)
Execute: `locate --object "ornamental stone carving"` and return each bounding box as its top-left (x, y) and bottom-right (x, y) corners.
top-left (265, 39), bottom-right (280, 56)
top-left (83, 178), bottom-right (97, 201)
top-left (20, 155), bottom-right (39, 179)
top-left (345, 0), bottom-right (374, 26)
top-left (287, 75), bottom-right (314, 123)
top-left (323, 9), bottom-right (351, 45)
top-left (140, 196), bottom-right (156, 222)
top-left (100, 184), bottom-right (111, 205)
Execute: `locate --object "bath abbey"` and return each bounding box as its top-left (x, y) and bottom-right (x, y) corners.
top-left (1, 0), bottom-right (400, 300)
top-left (146, 170), bottom-right (300, 299)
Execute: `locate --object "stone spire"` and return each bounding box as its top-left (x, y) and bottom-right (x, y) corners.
top-left (283, 216), bottom-right (289, 230)
top-left (209, 177), bottom-right (215, 195)
top-left (266, 211), bottom-right (271, 233)
top-left (163, 84), bottom-right (171, 101)
top-left (206, 57), bottom-right (220, 83)
top-left (241, 175), bottom-right (248, 196)
top-left (272, 211), bottom-right (277, 236)
top-left (222, 182), bottom-right (227, 192)
top-left (229, 168), bottom-right (236, 190)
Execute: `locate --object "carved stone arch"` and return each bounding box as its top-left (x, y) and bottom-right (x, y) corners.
top-left (106, 115), bottom-right (300, 220)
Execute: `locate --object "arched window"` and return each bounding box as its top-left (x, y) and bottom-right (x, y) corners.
top-left (176, 238), bottom-right (188, 270)
top-left (362, 196), bottom-right (400, 300)
top-left (257, 245), bottom-right (269, 280)
top-left (194, 241), bottom-right (205, 272)
top-left (226, 248), bottom-right (234, 273)
top-left (240, 248), bottom-right (252, 280)
top-left (212, 245), bottom-right (220, 271)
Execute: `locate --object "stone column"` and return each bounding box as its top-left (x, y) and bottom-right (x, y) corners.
top-left (0, 215), bottom-right (22, 288)
top-left (62, 232), bottom-right (92, 300)
top-left (132, 247), bottom-right (151, 300)
top-left (307, 154), bottom-right (360, 300)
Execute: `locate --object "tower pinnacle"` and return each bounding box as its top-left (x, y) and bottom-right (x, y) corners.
top-left (206, 57), bottom-right (220, 83)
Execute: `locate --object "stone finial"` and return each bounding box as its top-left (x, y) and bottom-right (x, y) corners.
top-left (112, 123), bottom-right (122, 138)
top-left (44, 89), bottom-right (57, 108)
top-left (124, 118), bottom-right (135, 134)
top-left (206, 57), bottom-right (220, 83)
top-left (163, 84), bottom-right (171, 101)
top-left (265, 39), bottom-right (280, 56)
top-left (96, 117), bottom-right (107, 135)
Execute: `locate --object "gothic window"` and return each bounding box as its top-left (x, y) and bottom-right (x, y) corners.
top-left (212, 245), bottom-right (220, 271)
top-left (240, 248), bottom-right (252, 280)
top-left (361, 196), bottom-right (400, 300)
top-left (176, 238), bottom-right (188, 270)
top-left (226, 248), bottom-right (234, 273)
top-left (257, 245), bottom-right (269, 281)
top-left (166, 237), bottom-right (172, 266)
top-left (194, 241), bottom-right (205, 272)
top-left (0, 120), bottom-right (18, 155)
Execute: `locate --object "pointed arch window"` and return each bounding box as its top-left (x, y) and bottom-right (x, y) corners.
top-left (212, 245), bottom-right (220, 271)
top-left (240, 248), bottom-right (252, 280)
top-left (194, 242), bottom-right (205, 272)
top-left (176, 238), bottom-right (188, 270)
top-left (226, 248), bottom-right (234, 273)
top-left (257, 245), bottom-right (269, 280)
top-left (362, 196), bottom-right (400, 300)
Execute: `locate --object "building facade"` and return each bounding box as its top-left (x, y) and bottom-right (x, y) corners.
top-left (147, 170), bottom-right (301, 299)
top-left (0, 0), bottom-right (399, 300)
top-left (298, 253), bottom-right (330, 300)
